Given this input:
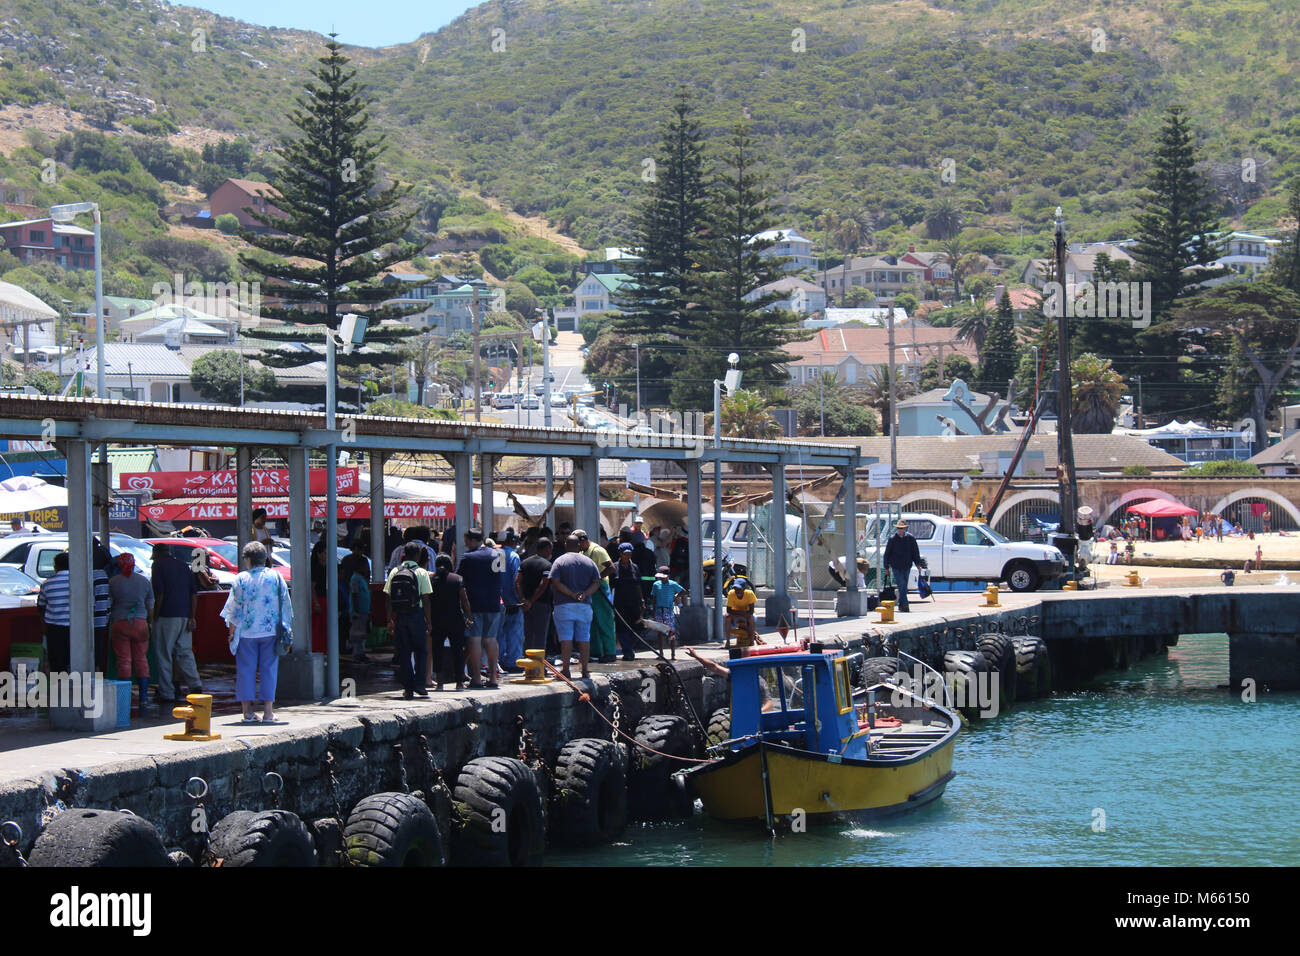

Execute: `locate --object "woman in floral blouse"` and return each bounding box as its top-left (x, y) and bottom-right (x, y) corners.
top-left (221, 540), bottom-right (293, 723)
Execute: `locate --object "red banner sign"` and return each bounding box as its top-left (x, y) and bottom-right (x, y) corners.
top-left (141, 499), bottom-right (457, 523)
top-left (121, 468), bottom-right (359, 497)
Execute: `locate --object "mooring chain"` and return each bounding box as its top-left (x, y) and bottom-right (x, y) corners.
top-left (323, 750), bottom-right (347, 825)
top-left (1, 821), bottom-right (26, 867)
top-left (417, 734), bottom-right (463, 828)
top-left (394, 741), bottom-right (410, 794)
top-left (607, 689), bottom-right (624, 748)
top-left (514, 716), bottom-right (557, 793)
top-left (660, 663), bottom-right (704, 751)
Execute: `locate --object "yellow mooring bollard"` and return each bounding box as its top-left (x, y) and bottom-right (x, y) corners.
top-left (163, 694), bottom-right (221, 741)
top-left (511, 648), bottom-right (553, 684)
top-left (979, 584), bottom-right (1001, 607)
top-left (875, 599), bottom-right (895, 624)
top-left (1123, 568), bottom-right (1142, 588)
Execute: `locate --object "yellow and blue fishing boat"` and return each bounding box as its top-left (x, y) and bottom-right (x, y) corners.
top-left (686, 647), bottom-right (959, 828)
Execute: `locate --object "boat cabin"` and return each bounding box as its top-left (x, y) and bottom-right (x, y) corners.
top-left (727, 651), bottom-right (868, 759)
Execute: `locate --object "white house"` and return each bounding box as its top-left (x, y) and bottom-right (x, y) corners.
top-left (753, 228), bottom-right (816, 272)
top-left (574, 273), bottom-right (635, 318)
top-left (748, 276), bottom-right (826, 315)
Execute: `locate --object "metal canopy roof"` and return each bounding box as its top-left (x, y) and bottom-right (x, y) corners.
top-left (0, 395), bottom-right (861, 468)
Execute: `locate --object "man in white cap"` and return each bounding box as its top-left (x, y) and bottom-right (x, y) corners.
top-left (883, 519), bottom-right (922, 613)
top-left (629, 514), bottom-right (647, 547)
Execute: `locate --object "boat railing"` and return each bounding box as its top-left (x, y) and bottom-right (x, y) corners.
top-left (897, 649), bottom-right (955, 712)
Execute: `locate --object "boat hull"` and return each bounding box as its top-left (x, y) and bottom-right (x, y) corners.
top-left (688, 739), bottom-right (956, 823)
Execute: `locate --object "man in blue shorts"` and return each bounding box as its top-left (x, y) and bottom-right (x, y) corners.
top-left (457, 527), bottom-right (504, 688)
top-left (546, 533), bottom-right (601, 679)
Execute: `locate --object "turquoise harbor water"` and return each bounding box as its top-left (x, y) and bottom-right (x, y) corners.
top-left (552, 634), bottom-right (1300, 866)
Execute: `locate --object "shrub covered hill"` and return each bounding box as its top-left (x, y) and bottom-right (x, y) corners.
top-left (1, 0), bottom-right (1298, 254)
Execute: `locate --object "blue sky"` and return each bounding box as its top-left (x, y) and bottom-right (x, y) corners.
top-left (189, 1), bottom-right (478, 48)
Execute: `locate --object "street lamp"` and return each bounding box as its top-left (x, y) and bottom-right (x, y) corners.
top-left (713, 352), bottom-right (741, 642)
top-left (632, 341), bottom-right (641, 416)
top-left (951, 479), bottom-right (960, 518)
top-left (50, 201), bottom-right (104, 397)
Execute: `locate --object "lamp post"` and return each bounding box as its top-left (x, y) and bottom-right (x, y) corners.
top-left (713, 352), bottom-right (741, 643)
top-left (1053, 206), bottom-right (1078, 572)
top-left (951, 479), bottom-right (960, 518)
top-left (632, 341), bottom-right (641, 417)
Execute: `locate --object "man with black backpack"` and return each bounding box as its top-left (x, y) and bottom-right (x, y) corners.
top-left (385, 541), bottom-right (433, 699)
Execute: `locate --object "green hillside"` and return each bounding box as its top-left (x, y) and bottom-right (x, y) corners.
top-left (1, 0), bottom-right (1298, 254)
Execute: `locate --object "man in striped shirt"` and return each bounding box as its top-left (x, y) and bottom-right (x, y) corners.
top-left (37, 551), bottom-right (72, 674)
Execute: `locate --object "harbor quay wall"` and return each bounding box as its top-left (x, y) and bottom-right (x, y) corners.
top-left (857, 589), bottom-right (1300, 691)
top-left (0, 664), bottom-right (728, 857)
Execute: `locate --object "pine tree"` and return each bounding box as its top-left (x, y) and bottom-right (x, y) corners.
top-left (684, 123), bottom-right (804, 407)
top-left (1129, 105), bottom-right (1226, 416)
top-left (615, 87), bottom-right (710, 406)
top-left (978, 288), bottom-right (1020, 393)
top-left (1267, 179), bottom-right (1300, 293)
top-left (238, 37), bottom-right (421, 387)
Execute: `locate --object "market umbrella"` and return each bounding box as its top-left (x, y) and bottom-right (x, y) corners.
top-left (0, 476), bottom-right (69, 513)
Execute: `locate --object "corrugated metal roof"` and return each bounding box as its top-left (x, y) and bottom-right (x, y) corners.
top-left (96, 344), bottom-right (192, 377)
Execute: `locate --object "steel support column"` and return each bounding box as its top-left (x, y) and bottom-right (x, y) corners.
top-left (236, 446), bottom-right (252, 558)
top-left (324, 445), bottom-right (339, 699)
top-left (369, 451), bottom-right (386, 582)
top-left (481, 453), bottom-right (495, 535)
top-left (678, 459), bottom-right (709, 642)
top-left (836, 460), bottom-right (863, 616)
top-left (277, 444), bottom-right (322, 700)
top-left (451, 453), bottom-right (473, 548)
top-left (765, 462), bottom-right (792, 627)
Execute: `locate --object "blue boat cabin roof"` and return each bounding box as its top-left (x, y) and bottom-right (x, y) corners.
top-left (727, 651), bottom-right (865, 757)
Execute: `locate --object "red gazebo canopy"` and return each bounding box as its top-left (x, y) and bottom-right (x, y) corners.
top-left (1126, 499), bottom-right (1198, 518)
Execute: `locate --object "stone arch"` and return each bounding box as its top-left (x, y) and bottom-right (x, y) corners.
top-left (1098, 487), bottom-right (1181, 526)
top-left (1207, 488), bottom-right (1300, 529)
top-left (990, 490), bottom-right (1060, 535)
top-left (897, 490), bottom-right (964, 515)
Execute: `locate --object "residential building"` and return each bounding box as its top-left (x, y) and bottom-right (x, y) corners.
top-left (899, 247), bottom-right (952, 285)
top-left (48, 343), bottom-right (200, 403)
top-left (1022, 243), bottom-right (1135, 291)
top-left (804, 307), bottom-right (908, 329)
top-left (209, 178), bottom-right (282, 229)
top-left (0, 218), bottom-right (97, 269)
top-left (1115, 420), bottom-right (1254, 464)
top-left (582, 248), bottom-right (642, 276)
top-left (748, 276), bottom-right (826, 315)
top-left (1195, 231), bottom-right (1283, 286)
top-left (574, 272), bottom-right (635, 319)
top-left (814, 255), bottom-right (926, 301)
top-left (381, 273), bottom-right (498, 335)
top-left (753, 228), bottom-right (816, 272)
top-left (783, 325), bottom-right (978, 385)
top-left (897, 382), bottom-right (1012, 437)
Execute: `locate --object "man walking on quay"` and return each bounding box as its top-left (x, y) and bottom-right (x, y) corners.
top-left (518, 537), bottom-right (556, 655)
top-left (574, 528), bottom-right (617, 663)
top-left (883, 519), bottom-right (923, 613)
top-left (458, 527), bottom-right (504, 688)
top-left (498, 529), bottom-right (524, 671)
top-left (150, 542), bottom-right (202, 704)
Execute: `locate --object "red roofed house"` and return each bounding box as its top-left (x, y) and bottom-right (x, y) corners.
top-left (784, 326), bottom-right (979, 386)
top-left (209, 178), bottom-right (283, 229)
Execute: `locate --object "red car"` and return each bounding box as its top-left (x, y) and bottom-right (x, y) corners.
top-left (144, 537), bottom-right (293, 585)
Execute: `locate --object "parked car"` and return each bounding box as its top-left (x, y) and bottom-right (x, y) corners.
top-left (0, 565), bottom-right (41, 608)
top-left (0, 532), bottom-right (153, 582)
top-left (861, 512), bottom-right (1066, 592)
top-left (520, 395), bottom-right (541, 409)
top-left (148, 537), bottom-right (292, 585)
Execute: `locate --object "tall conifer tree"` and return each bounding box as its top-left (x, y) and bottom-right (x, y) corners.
top-left (978, 288), bottom-right (1020, 393)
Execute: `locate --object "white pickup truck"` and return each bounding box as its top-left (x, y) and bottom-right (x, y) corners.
top-left (862, 512), bottom-right (1067, 592)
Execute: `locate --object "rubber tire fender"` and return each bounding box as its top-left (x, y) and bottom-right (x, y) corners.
top-left (628, 714), bottom-right (695, 822)
top-left (27, 809), bottom-right (170, 867)
top-left (1012, 636), bottom-right (1052, 699)
top-left (450, 757), bottom-right (546, 867)
top-left (974, 632), bottom-right (1018, 706)
top-left (860, 656), bottom-right (906, 689)
top-left (202, 809), bottom-right (317, 867)
top-left (551, 738), bottom-right (627, 847)
top-left (705, 707), bottom-right (731, 746)
top-left (343, 792), bottom-right (445, 867)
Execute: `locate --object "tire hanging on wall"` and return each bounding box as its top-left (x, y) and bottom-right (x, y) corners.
top-left (202, 809), bottom-right (317, 867)
top-left (450, 757), bottom-right (546, 866)
top-left (27, 809), bottom-right (170, 867)
top-left (1012, 636), bottom-right (1052, 699)
top-left (705, 707), bottom-right (731, 747)
top-left (975, 631), bottom-right (1018, 707)
top-left (551, 738), bottom-right (627, 847)
top-left (942, 649), bottom-right (993, 719)
top-left (859, 656), bottom-right (906, 689)
top-left (343, 792), bottom-right (445, 867)
top-left (628, 714), bottom-right (696, 822)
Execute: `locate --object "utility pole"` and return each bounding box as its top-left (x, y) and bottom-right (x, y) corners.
top-left (543, 308), bottom-right (554, 528)
top-left (818, 356), bottom-right (825, 437)
top-left (888, 306), bottom-right (897, 475)
top-left (1135, 375), bottom-right (1143, 429)
top-left (1054, 206), bottom-right (1078, 543)
top-left (472, 287), bottom-right (482, 423)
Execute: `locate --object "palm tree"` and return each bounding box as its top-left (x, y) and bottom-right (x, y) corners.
top-left (832, 210), bottom-right (869, 306)
top-left (954, 302), bottom-right (994, 360)
top-left (925, 196), bottom-right (964, 241)
top-left (860, 365), bottom-right (919, 434)
top-left (717, 388), bottom-right (782, 439)
top-left (1071, 352), bottom-right (1125, 434)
